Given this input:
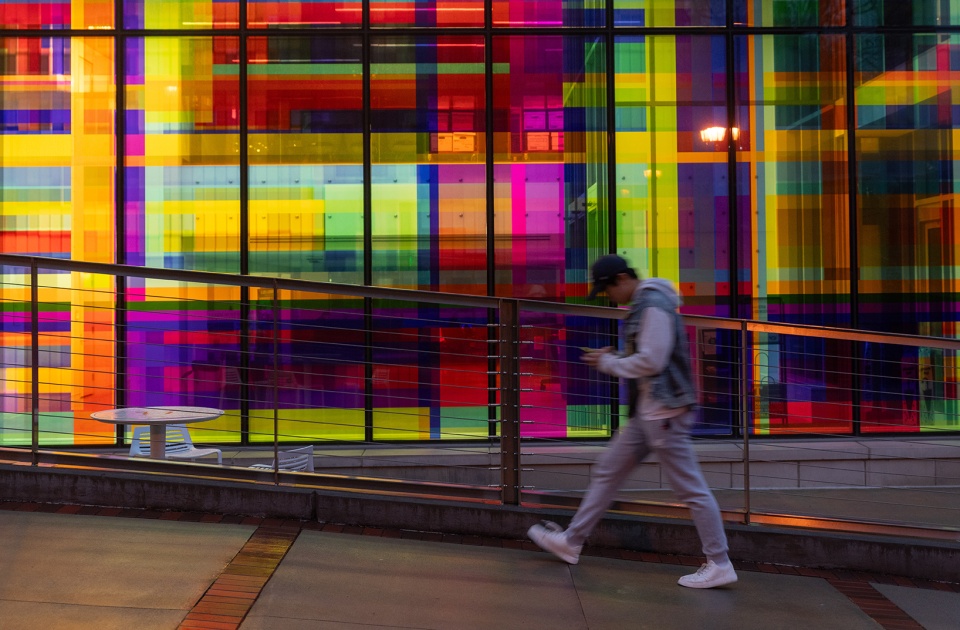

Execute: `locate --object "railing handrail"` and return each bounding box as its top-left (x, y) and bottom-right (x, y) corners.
top-left (4, 253), bottom-right (959, 351)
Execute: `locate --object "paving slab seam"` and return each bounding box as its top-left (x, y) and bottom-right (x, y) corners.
top-left (3, 499), bottom-right (959, 629)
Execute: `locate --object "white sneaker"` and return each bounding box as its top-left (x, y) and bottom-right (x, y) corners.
top-left (678, 560), bottom-right (738, 588)
top-left (527, 521), bottom-right (582, 565)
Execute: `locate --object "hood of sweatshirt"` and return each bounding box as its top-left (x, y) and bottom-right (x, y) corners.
top-left (636, 277), bottom-right (683, 309)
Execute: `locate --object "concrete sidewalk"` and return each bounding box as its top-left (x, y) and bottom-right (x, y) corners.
top-left (1, 507), bottom-right (959, 629)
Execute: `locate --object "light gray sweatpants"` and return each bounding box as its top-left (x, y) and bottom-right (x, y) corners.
top-left (563, 409), bottom-right (730, 565)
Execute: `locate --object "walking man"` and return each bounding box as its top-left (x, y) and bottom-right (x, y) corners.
top-left (527, 254), bottom-right (737, 588)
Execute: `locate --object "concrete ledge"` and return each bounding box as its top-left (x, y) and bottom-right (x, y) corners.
top-left (54, 437), bottom-right (960, 490)
top-left (290, 438), bottom-right (960, 490)
top-left (1, 465), bottom-right (316, 519)
top-left (2, 463), bottom-right (959, 584)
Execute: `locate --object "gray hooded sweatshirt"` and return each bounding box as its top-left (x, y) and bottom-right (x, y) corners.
top-left (595, 278), bottom-right (698, 421)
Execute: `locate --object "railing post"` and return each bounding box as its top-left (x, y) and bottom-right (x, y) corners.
top-left (239, 286), bottom-right (251, 446)
top-left (741, 320), bottom-right (751, 524)
top-left (271, 280), bottom-right (280, 484)
top-left (30, 258), bottom-right (40, 466)
top-left (498, 299), bottom-right (521, 505)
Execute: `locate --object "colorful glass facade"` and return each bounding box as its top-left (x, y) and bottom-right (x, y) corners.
top-left (3, 0), bottom-right (960, 447)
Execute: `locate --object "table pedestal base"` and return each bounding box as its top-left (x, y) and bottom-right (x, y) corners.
top-left (150, 425), bottom-right (166, 459)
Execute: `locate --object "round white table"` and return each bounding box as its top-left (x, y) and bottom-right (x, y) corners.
top-left (90, 406), bottom-right (224, 459)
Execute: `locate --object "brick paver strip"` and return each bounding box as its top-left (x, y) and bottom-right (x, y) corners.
top-left (178, 525), bottom-right (298, 630)
top-left (828, 579), bottom-right (925, 630)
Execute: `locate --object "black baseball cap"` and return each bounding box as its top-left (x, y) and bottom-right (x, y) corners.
top-left (588, 254), bottom-right (632, 299)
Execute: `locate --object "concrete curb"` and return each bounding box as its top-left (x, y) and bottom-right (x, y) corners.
top-left (3, 464), bottom-right (958, 583)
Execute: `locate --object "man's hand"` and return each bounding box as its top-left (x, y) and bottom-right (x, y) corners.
top-left (580, 346), bottom-right (613, 366)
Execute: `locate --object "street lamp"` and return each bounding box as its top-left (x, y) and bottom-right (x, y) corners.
top-left (700, 126), bottom-right (740, 143)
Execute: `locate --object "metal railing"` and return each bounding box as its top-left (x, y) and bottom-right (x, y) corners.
top-left (1, 253), bottom-right (959, 539)
top-left (516, 314), bottom-right (960, 538)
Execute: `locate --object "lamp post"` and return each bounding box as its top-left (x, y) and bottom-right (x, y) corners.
top-left (700, 126), bottom-right (740, 144)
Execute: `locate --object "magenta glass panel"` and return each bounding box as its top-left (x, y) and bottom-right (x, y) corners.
top-left (371, 0), bottom-right (484, 27)
top-left (247, 0), bottom-right (361, 28)
top-left (492, 0), bottom-right (604, 27)
top-left (493, 34), bottom-right (610, 438)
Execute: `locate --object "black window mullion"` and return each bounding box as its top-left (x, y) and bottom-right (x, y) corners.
top-left (484, 0), bottom-right (499, 436)
top-left (238, 0), bottom-right (251, 445)
top-left (605, 0), bottom-right (620, 431)
top-left (114, 2), bottom-right (127, 437)
top-left (363, 0), bottom-right (375, 443)
top-left (846, 0), bottom-right (862, 436)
